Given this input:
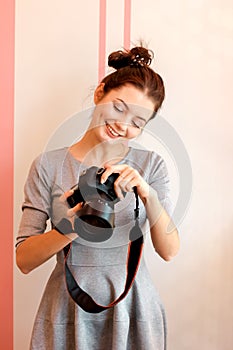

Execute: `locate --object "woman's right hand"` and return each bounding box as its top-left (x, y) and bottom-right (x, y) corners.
top-left (16, 189), bottom-right (82, 274)
top-left (59, 189), bottom-right (83, 232)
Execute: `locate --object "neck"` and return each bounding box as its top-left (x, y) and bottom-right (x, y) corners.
top-left (69, 131), bottom-right (129, 167)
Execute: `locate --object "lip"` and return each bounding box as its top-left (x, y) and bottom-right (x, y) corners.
top-left (105, 122), bottom-right (123, 138)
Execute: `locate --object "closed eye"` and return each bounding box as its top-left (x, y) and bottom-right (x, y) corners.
top-left (132, 121), bottom-right (141, 129)
top-left (113, 102), bottom-right (124, 113)
top-left (132, 117), bottom-right (147, 129)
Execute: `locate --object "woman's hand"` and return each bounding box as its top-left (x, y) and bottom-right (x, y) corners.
top-left (101, 164), bottom-right (180, 261)
top-left (101, 164), bottom-right (149, 203)
top-left (59, 189), bottom-right (83, 232)
top-left (16, 190), bottom-right (82, 274)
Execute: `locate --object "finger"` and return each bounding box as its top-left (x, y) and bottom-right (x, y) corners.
top-left (60, 189), bottom-right (74, 202)
top-left (124, 182), bottom-right (134, 192)
top-left (116, 169), bottom-right (143, 194)
top-left (113, 184), bottom-right (124, 200)
top-left (114, 178), bottom-right (134, 198)
top-left (113, 171), bottom-right (135, 193)
top-left (100, 164), bottom-right (127, 183)
top-left (101, 164), bottom-right (135, 184)
top-left (67, 202), bottom-right (83, 217)
top-left (114, 169), bottom-right (134, 185)
top-left (118, 180), bottom-right (134, 193)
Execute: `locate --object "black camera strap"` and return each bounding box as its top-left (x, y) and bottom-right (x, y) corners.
top-left (63, 188), bottom-right (144, 313)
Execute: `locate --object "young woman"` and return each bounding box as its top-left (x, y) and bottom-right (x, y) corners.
top-left (16, 46), bottom-right (179, 350)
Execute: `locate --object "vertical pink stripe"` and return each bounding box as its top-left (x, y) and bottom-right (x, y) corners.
top-left (98, 0), bottom-right (106, 82)
top-left (0, 0), bottom-right (14, 349)
top-left (124, 0), bottom-right (131, 49)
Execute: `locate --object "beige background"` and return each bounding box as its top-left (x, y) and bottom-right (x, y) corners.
top-left (14, 1), bottom-right (233, 349)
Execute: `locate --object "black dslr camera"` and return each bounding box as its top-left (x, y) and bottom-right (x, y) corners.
top-left (67, 166), bottom-right (124, 242)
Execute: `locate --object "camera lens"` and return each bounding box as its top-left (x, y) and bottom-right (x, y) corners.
top-left (74, 200), bottom-right (115, 242)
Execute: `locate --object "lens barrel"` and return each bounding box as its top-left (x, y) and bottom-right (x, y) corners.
top-left (74, 200), bottom-right (115, 242)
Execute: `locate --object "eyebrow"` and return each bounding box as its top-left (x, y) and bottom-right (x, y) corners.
top-left (116, 98), bottom-right (147, 122)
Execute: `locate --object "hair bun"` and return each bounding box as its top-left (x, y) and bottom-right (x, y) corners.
top-left (108, 46), bottom-right (153, 70)
top-left (130, 47), bottom-right (153, 67)
top-left (108, 50), bottom-right (130, 70)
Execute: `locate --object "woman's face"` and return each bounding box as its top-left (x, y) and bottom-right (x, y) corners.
top-left (90, 84), bottom-right (155, 143)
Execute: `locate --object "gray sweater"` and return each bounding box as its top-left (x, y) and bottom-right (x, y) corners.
top-left (17, 146), bottom-right (172, 350)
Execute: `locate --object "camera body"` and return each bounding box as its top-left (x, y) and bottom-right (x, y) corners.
top-left (67, 166), bottom-right (124, 242)
top-left (67, 166), bottom-right (119, 207)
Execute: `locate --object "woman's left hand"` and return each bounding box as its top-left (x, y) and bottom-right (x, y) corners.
top-left (101, 164), bottom-right (149, 202)
top-left (101, 164), bottom-right (180, 261)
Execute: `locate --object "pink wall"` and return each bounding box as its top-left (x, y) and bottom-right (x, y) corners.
top-left (0, 1), bottom-right (14, 349)
top-left (98, 0), bottom-right (131, 82)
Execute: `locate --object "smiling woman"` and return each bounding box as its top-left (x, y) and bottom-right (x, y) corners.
top-left (87, 84), bottom-right (155, 143)
top-left (16, 45), bottom-right (179, 350)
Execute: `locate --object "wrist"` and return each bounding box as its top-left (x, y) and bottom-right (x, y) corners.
top-left (141, 185), bottom-right (159, 206)
top-left (143, 187), bottom-right (162, 223)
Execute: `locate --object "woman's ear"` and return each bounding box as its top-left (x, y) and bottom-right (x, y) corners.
top-left (94, 83), bottom-right (105, 104)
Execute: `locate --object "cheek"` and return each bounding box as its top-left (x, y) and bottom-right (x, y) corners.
top-left (100, 104), bottom-right (116, 119)
top-left (127, 127), bottom-right (142, 139)
top-left (92, 106), bottom-right (112, 128)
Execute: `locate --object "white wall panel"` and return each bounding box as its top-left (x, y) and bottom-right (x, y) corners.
top-left (131, 1), bottom-right (233, 349)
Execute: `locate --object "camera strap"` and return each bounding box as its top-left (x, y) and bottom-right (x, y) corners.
top-left (63, 188), bottom-right (144, 313)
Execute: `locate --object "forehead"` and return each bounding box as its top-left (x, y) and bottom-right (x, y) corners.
top-left (105, 85), bottom-right (154, 106)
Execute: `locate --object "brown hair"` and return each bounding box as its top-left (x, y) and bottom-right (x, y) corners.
top-left (101, 46), bottom-right (165, 118)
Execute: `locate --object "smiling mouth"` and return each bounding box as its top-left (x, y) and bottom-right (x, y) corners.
top-left (105, 122), bottom-right (123, 137)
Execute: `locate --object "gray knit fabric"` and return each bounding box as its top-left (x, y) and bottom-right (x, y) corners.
top-left (17, 147), bottom-right (172, 350)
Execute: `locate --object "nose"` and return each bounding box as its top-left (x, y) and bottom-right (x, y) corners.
top-left (114, 120), bottom-right (127, 133)
top-left (115, 112), bottom-right (132, 128)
